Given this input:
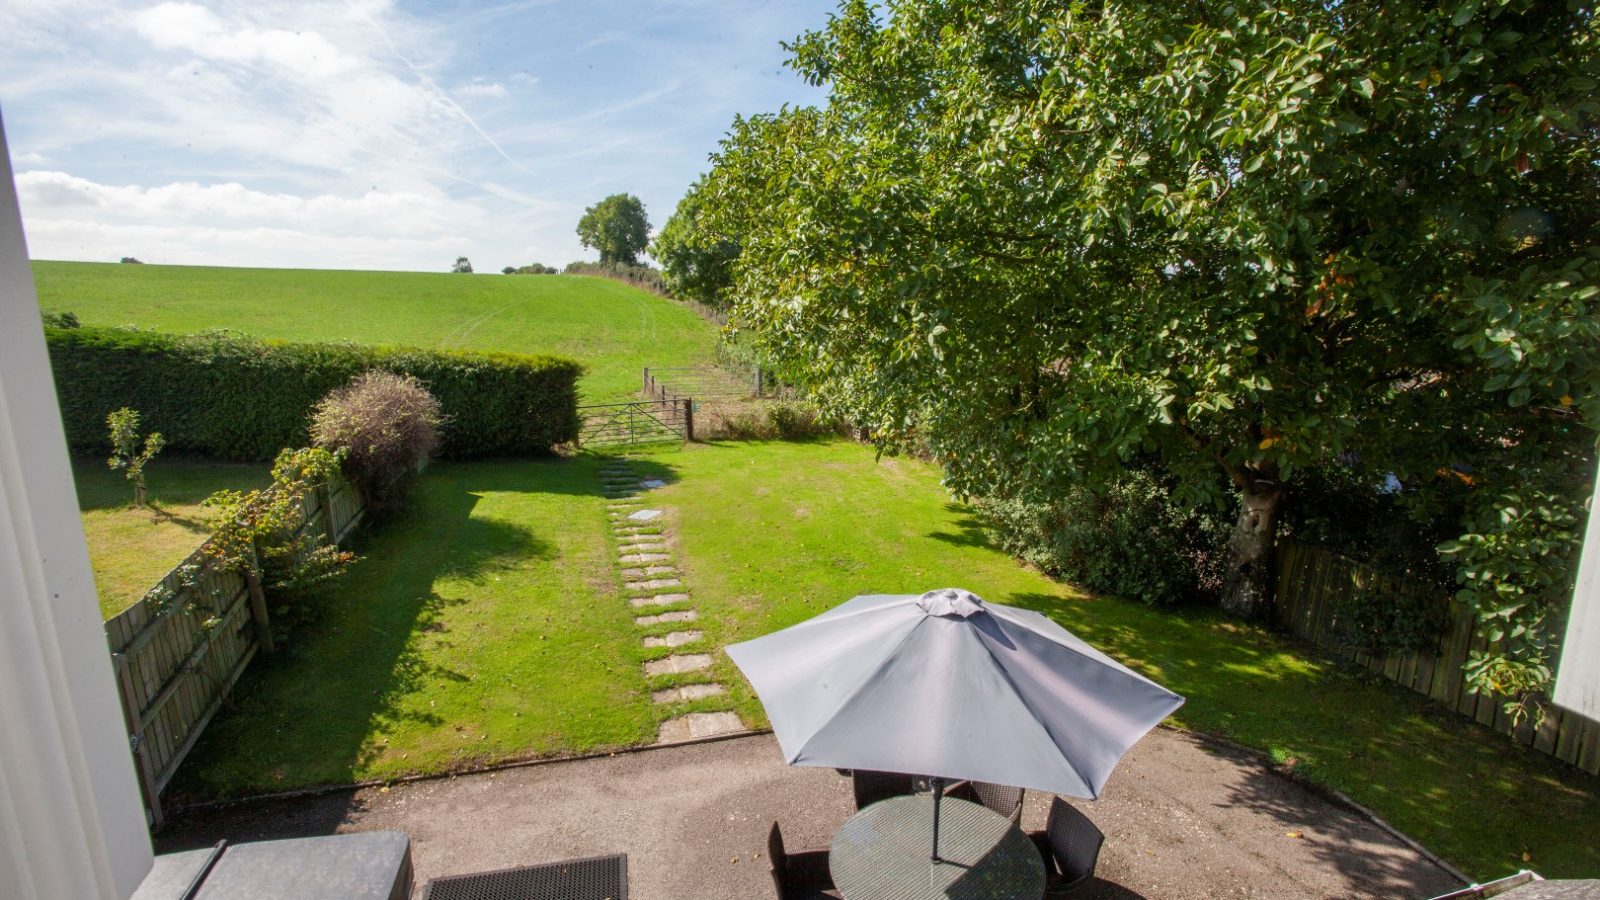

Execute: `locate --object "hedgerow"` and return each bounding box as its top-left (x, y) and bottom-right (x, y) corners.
top-left (47, 327), bottom-right (581, 461)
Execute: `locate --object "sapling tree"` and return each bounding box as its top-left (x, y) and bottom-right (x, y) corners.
top-left (106, 407), bottom-right (165, 507)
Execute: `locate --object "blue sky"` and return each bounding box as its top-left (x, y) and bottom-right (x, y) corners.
top-left (0, 0), bottom-right (833, 271)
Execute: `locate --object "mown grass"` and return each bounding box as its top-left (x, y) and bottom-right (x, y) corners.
top-left (174, 458), bottom-right (654, 799)
top-left (630, 438), bottom-right (1600, 881)
top-left (32, 260), bottom-right (717, 403)
top-left (72, 457), bottom-right (268, 619)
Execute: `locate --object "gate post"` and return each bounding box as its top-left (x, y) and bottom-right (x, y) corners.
top-left (682, 398), bottom-right (694, 442)
top-left (643, 367), bottom-right (650, 396)
top-left (754, 365), bottom-right (763, 398)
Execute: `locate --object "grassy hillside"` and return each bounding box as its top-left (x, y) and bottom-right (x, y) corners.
top-left (32, 261), bottom-right (717, 403)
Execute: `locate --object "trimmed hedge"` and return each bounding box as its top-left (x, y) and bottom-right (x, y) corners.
top-left (47, 327), bottom-right (582, 461)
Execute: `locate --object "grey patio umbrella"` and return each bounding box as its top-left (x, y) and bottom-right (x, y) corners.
top-left (726, 588), bottom-right (1184, 859)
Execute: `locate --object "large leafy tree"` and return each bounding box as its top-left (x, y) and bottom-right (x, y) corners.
top-left (701, 0), bottom-right (1598, 701)
top-left (654, 176), bottom-right (741, 307)
top-left (577, 193), bottom-right (651, 265)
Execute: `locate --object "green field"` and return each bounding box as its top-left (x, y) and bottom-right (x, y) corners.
top-left (32, 261), bottom-right (718, 403)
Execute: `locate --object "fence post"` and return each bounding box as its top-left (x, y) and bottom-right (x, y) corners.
top-left (244, 542), bottom-right (274, 654)
top-left (754, 365), bottom-right (763, 398)
top-left (317, 481), bottom-right (338, 548)
top-left (683, 398), bottom-right (694, 442)
top-left (110, 651), bottom-right (163, 828)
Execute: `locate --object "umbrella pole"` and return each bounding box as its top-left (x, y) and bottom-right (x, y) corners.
top-left (930, 777), bottom-right (945, 863)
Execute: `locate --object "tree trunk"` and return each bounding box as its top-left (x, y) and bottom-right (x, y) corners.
top-left (1220, 472), bottom-right (1285, 619)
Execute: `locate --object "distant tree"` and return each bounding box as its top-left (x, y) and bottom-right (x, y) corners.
top-left (508, 263), bottom-right (559, 275)
top-left (452, 256), bottom-right (474, 274)
top-left (654, 176), bottom-right (739, 308)
top-left (502, 265), bottom-right (516, 275)
top-left (119, 256), bottom-right (142, 264)
top-left (576, 193), bottom-right (650, 265)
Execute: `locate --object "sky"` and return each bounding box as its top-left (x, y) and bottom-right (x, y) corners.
top-left (0, 0), bottom-right (834, 271)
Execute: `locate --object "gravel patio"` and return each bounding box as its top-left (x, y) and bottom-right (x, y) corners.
top-left (156, 728), bottom-right (1466, 899)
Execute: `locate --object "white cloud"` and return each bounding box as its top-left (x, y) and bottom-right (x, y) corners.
top-left (457, 82), bottom-right (508, 99)
top-left (11, 151), bottom-right (50, 165)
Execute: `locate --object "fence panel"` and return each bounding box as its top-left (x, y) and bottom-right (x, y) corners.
top-left (577, 398), bottom-right (692, 448)
top-left (105, 474), bottom-right (364, 828)
top-left (1275, 539), bottom-right (1600, 776)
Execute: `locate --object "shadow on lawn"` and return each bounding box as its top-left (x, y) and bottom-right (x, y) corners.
top-left (170, 458), bottom-right (654, 811)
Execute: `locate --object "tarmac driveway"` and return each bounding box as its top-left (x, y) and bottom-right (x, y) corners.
top-left (157, 728), bottom-right (1465, 899)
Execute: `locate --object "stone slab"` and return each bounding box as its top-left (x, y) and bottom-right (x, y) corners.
top-left (656, 711), bottom-right (744, 743)
top-left (627, 509), bottom-right (663, 522)
top-left (625, 578), bottom-right (682, 591)
top-left (643, 630), bottom-right (703, 649)
top-left (643, 654), bottom-right (713, 677)
top-left (619, 553), bottom-right (671, 564)
top-left (641, 479), bottom-right (668, 489)
top-left (651, 683), bottom-right (727, 704)
top-left (634, 610), bottom-right (697, 626)
top-left (629, 593), bottom-right (691, 608)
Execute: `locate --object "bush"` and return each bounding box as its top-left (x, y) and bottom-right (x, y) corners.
top-left (311, 371), bottom-right (442, 515)
top-left (693, 398), bottom-right (837, 441)
top-left (508, 263), bottom-right (559, 275)
top-left (48, 326), bottom-right (581, 461)
top-left (563, 260), bottom-right (668, 295)
top-left (41, 310), bottom-right (80, 328)
top-left (976, 469), bottom-right (1232, 606)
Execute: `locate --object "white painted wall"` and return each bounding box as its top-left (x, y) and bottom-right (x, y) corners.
top-left (0, 110), bottom-right (154, 899)
top-left (1555, 462), bottom-right (1600, 721)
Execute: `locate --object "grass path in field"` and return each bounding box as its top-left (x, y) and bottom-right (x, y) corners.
top-left (175, 458), bottom-right (654, 799)
top-left (32, 261), bottom-right (717, 403)
top-left (73, 458), bottom-right (268, 619)
top-left (630, 439), bottom-right (1600, 881)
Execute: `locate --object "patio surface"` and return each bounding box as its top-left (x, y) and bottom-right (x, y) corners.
top-left (157, 728), bottom-right (1466, 899)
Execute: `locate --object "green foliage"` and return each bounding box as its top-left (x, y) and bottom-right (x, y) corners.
top-left (49, 326), bottom-right (581, 461)
top-left (119, 256), bottom-right (142, 264)
top-left (506, 263), bottom-right (559, 275)
top-left (698, 398), bottom-right (836, 441)
top-left (310, 371), bottom-right (443, 516)
top-left (562, 259), bottom-right (667, 295)
top-left (106, 407), bottom-right (165, 507)
top-left (699, 0), bottom-right (1599, 694)
top-left (976, 469), bottom-right (1232, 606)
top-left (452, 256), bottom-right (473, 274)
top-left (202, 447), bottom-right (356, 633)
top-left (576, 193), bottom-right (651, 265)
top-left (41, 310), bottom-right (80, 328)
top-left (654, 176), bottom-right (740, 307)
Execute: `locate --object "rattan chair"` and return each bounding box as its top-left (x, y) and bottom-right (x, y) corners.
top-left (947, 780), bottom-right (1025, 823)
top-left (1028, 797), bottom-right (1104, 896)
top-left (766, 822), bottom-right (840, 899)
top-left (850, 769), bottom-right (916, 810)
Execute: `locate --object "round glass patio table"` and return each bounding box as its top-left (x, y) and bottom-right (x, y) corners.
top-left (829, 794), bottom-right (1045, 900)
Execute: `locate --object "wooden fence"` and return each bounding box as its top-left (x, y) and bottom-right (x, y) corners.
top-left (577, 398), bottom-right (693, 448)
top-left (1275, 540), bottom-right (1600, 776)
top-left (105, 476), bottom-right (364, 828)
top-left (643, 365), bottom-right (760, 402)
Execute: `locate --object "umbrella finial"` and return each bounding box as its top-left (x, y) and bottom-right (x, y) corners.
top-left (916, 588), bottom-right (985, 618)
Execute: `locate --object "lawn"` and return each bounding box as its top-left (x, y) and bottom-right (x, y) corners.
top-left (73, 457), bottom-right (268, 619)
top-left (628, 439), bottom-right (1600, 881)
top-left (32, 260), bottom-right (718, 403)
top-left (174, 458), bottom-right (656, 798)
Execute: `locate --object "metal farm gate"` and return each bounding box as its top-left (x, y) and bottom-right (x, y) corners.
top-left (576, 398), bottom-right (693, 448)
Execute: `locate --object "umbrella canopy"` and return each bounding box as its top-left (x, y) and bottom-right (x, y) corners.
top-left (726, 588), bottom-right (1184, 799)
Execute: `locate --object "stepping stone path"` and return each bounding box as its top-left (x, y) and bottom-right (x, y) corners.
top-left (598, 459), bottom-right (743, 746)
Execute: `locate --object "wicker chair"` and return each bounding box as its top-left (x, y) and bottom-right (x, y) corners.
top-left (947, 780), bottom-right (1025, 823)
top-left (1028, 797), bottom-right (1105, 896)
top-left (767, 822), bottom-right (840, 900)
top-left (850, 770), bottom-right (916, 810)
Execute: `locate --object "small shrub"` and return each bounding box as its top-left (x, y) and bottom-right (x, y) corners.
top-left (692, 398), bottom-right (835, 441)
top-left (41, 310), bottom-right (80, 328)
top-left (106, 407), bottom-right (164, 506)
top-left (976, 469), bottom-right (1231, 606)
top-left (119, 256), bottom-right (143, 264)
top-left (564, 260), bottom-right (668, 295)
top-left (310, 371), bottom-right (442, 515)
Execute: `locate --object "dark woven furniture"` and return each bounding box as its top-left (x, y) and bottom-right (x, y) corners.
top-left (830, 795), bottom-right (1045, 900)
top-left (947, 781), bottom-right (1025, 824)
top-left (850, 769), bottom-right (916, 810)
top-left (420, 854), bottom-right (627, 900)
top-left (768, 823), bottom-right (841, 899)
top-left (1028, 798), bottom-right (1104, 896)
